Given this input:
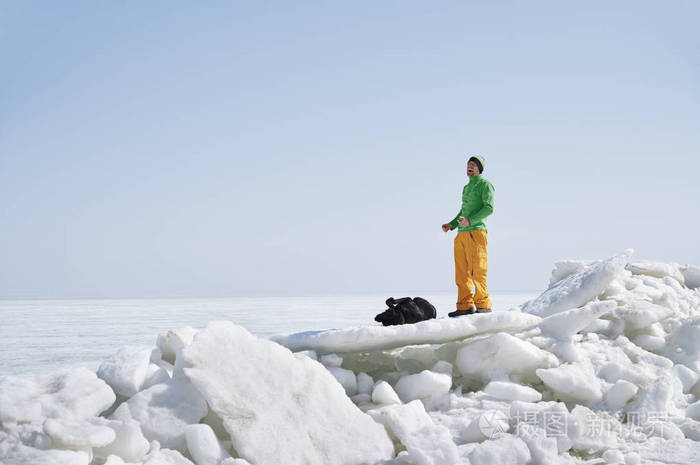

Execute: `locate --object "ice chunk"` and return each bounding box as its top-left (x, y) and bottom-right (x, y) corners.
top-left (272, 311), bottom-right (541, 354)
top-left (604, 379), bottom-right (638, 411)
top-left (468, 435), bottom-right (531, 465)
top-left (664, 317), bottom-right (700, 370)
top-left (103, 456), bottom-right (128, 465)
top-left (602, 448), bottom-right (624, 463)
top-left (0, 367), bottom-right (115, 423)
top-left (538, 301), bottom-right (616, 339)
top-left (456, 332), bottom-right (558, 382)
top-left (180, 321), bottom-right (394, 465)
top-left (523, 250), bottom-right (631, 317)
top-left (673, 364), bottom-right (700, 393)
top-left (143, 447), bottom-right (196, 465)
top-left (515, 425), bottom-right (564, 465)
top-left (686, 401), bottom-right (700, 421)
top-left (624, 452), bottom-right (641, 465)
top-left (394, 370), bottom-right (452, 402)
top-left (627, 260), bottom-right (685, 284)
top-left (626, 374), bottom-right (684, 421)
top-left (631, 437), bottom-right (700, 464)
top-left (372, 381), bottom-right (402, 405)
top-left (184, 424), bottom-right (231, 465)
top-left (0, 431), bottom-right (91, 465)
top-left (567, 406), bottom-right (620, 453)
top-left (143, 363), bottom-right (172, 390)
top-left (220, 459), bottom-right (252, 465)
top-left (368, 400), bottom-right (460, 465)
top-left (43, 417), bottom-right (115, 449)
top-left (157, 326), bottom-right (199, 365)
top-left (293, 349), bottom-right (317, 361)
top-left (112, 378), bottom-right (208, 453)
top-left (680, 264), bottom-right (700, 289)
top-left (320, 353), bottom-right (343, 367)
top-left (357, 372), bottom-right (374, 395)
top-left (536, 364), bottom-right (603, 405)
top-left (509, 401), bottom-right (574, 453)
top-left (431, 361), bottom-right (453, 376)
top-left (617, 300), bottom-right (674, 331)
top-left (326, 366), bottom-right (358, 396)
top-left (94, 418), bottom-right (150, 463)
top-left (483, 381), bottom-right (542, 402)
top-left (634, 334), bottom-right (665, 351)
top-left (549, 260), bottom-right (597, 286)
top-left (97, 345), bottom-right (154, 397)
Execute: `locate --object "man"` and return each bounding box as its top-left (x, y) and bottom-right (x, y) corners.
top-left (441, 156), bottom-right (495, 317)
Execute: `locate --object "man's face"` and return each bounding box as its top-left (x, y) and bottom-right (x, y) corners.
top-left (467, 160), bottom-right (480, 177)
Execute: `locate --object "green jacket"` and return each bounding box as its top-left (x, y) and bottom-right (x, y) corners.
top-left (449, 174), bottom-right (495, 232)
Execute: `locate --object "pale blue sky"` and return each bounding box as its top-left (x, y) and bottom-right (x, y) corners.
top-left (1, 1), bottom-right (699, 299)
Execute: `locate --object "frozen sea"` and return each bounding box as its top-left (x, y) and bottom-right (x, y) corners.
top-left (0, 292), bottom-right (535, 378)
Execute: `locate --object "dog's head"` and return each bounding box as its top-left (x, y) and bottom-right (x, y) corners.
top-left (374, 307), bottom-right (405, 326)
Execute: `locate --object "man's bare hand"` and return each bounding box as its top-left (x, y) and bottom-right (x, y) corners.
top-left (458, 216), bottom-right (470, 227)
top-left (441, 223), bottom-right (451, 232)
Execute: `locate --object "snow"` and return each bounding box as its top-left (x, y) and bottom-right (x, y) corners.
top-left (2, 249), bottom-right (700, 465)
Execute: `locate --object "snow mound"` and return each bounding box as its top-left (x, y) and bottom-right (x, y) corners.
top-left (3, 249), bottom-right (700, 465)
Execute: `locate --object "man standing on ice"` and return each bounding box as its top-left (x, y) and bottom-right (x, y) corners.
top-left (442, 155), bottom-right (495, 317)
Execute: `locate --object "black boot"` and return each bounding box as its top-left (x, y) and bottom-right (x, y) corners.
top-left (448, 307), bottom-right (476, 317)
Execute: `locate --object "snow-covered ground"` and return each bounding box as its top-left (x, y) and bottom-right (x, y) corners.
top-left (2, 250), bottom-right (700, 464)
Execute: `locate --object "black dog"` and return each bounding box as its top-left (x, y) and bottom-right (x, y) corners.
top-left (374, 297), bottom-right (437, 326)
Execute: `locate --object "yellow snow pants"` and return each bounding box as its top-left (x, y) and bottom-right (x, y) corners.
top-left (454, 230), bottom-right (492, 310)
